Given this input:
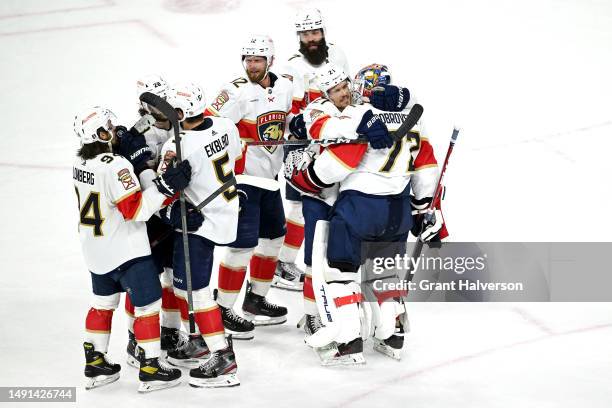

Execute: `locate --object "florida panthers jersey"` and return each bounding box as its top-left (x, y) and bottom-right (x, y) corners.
top-left (303, 98), bottom-right (439, 198)
top-left (204, 72), bottom-right (294, 181)
top-left (158, 117), bottom-right (242, 244)
top-left (73, 154), bottom-right (167, 274)
top-left (282, 43), bottom-right (350, 111)
top-left (143, 125), bottom-right (172, 166)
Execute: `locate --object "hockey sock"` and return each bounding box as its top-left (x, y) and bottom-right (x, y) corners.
top-left (161, 287), bottom-right (181, 330)
top-left (250, 237), bottom-right (283, 296)
top-left (303, 266), bottom-right (319, 316)
top-left (125, 294), bottom-right (135, 333)
top-left (134, 299), bottom-right (162, 359)
top-left (85, 308), bottom-right (114, 353)
top-left (175, 287), bottom-right (227, 351)
top-left (278, 202), bottom-right (305, 264)
top-left (249, 255), bottom-right (278, 296)
top-left (217, 247), bottom-right (252, 308)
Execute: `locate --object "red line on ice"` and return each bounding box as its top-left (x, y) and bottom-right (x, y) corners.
top-left (334, 321), bottom-right (612, 407)
top-left (0, 19), bottom-right (176, 47)
top-left (0, 0), bottom-right (115, 20)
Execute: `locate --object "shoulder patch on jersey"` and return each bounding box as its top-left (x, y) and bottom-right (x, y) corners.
top-left (211, 90), bottom-right (230, 112)
top-left (310, 109), bottom-right (324, 121)
top-left (117, 168), bottom-right (136, 190)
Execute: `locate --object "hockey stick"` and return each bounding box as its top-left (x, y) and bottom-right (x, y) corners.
top-left (140, 91), bottom-right (197, 334)
top-left (246, 103), bottom-right (424, 147)
top-left (149, 177), bottom-right (238, 249)
top-left (401, 127), bottom-right (460, 287)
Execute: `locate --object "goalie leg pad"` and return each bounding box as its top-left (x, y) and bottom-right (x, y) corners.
top-left (307, 221), bottom-right (362, 348)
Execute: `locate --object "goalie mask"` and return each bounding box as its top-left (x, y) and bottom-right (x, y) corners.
top-left (353, 64), bottom-right (391, 98)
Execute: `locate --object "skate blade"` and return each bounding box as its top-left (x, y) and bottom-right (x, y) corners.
top-left (167, 356), bottom-right (210, 369)
top-left (85, 373), bottom-right (120, 390)
top-left (373, 342), bottom-right (402, 361)
top-left (189, 373), bottom-right (240, 388)
top-left (272, 276), bottom-right (303, 292)
top-left (138, 378), bottom-right (181, 393)
top-left (225, 328), bottom-right (254, 340)
top-left (126, 354), bottom-right (140, 369)
top-left (243, 312), bottom-right (287, 326)
top-left (313, 345), bottom-right (366, 367)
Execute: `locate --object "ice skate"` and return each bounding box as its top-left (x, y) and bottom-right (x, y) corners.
top-left (126, 331), bottom-right (140, 368)
top-left (189, 337), bottom-right (240, 388)
top-left (373, 319), bottom-right (405, 360)
top-left (272, 261), bottom-right (304, 291)
top-left (297, 314), bottom-right (323, 338)
top-left (138, 347), bottom-right (182, 393)
top-left (160, 326), bottom-right (180, 352)
top-left (84, 342), bottom-right (121, 390)
top-left (316, 338), bottom-right (366, 367)
top-left (242, 282), bottom-right (287, 326)
top-left (166, 333), bottom-right (210, 368)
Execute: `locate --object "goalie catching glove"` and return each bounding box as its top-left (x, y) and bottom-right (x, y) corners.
top-left (284, 149), bottom-right (332, 195)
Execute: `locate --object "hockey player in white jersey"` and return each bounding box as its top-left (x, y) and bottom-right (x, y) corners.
top-left (73, 106), bottom-right (191, 391)
top-left (158, 83), bottom-right (242, 387)
top-left (274, 7), bottom-right (351, 292)
top-left (285, 64), bottom-right (445, 365)
top-left (205, 35), bottom-right (293, 339)
top-left (122, 74), bottom-right (186, 368)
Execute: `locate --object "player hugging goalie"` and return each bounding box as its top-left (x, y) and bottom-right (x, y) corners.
top-left (284, 63), bottom-right (448, 366)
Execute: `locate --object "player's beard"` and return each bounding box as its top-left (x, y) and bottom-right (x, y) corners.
top-left (247, 69), bottom-right (267, 83)
top-left (299, 37), bottom-right (329, 66)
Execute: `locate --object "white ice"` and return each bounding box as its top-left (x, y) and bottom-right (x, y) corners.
top-left (1, 0), bottom-right (611, 407)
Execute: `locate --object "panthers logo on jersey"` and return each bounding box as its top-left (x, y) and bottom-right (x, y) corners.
top-left (257, 111), bottom-right (286, 153)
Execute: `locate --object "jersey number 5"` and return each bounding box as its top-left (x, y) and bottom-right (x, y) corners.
top-left (212, 153), bottom-right (238, 201)
top-left (75, 187), bottom-right (105, 236)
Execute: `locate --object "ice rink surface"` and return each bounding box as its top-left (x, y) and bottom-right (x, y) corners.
top-left (1, 0), bottom-right (611, 406)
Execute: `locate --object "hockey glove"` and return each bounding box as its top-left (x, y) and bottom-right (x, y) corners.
top-left (154, 160), bottom-right (192, 197)
top-left (132, 114), bottom-right (156, 135)
top-left (370, 84), bottom-right (410, 112)
top-left (159, 200), bottom-right (203, 232)
top-left (284, 149), bottom-right (332, 195)
top-left (115, 126), bottom-right (153, 175)
top-left (356, 109), bottom-right (393, 149)
top-left (411, 209), bottom-right (444, 242)
top-left (289, 113), bottom-right (307, 140)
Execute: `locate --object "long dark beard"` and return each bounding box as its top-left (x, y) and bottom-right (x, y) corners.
top-left (299, 37), bottom-right (329, 66)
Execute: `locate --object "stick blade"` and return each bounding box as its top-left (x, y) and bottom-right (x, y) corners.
top-left (139, 92), bottom-right (178, 124)
top-left (391, 103), bottom-right (424, 141)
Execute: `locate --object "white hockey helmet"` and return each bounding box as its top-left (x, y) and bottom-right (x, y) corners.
top-left (73, 106), bottom-right (118, 145)
top-left (316, 63), bottom-right (350, 96)
top-left (294, 7), bottom-right (325, 33)
top-left (241, 34), bottom-right (275, 71)
top-left (136, 74), bottom-right (169, 99)
top-left (165, 82), bottom-right (206, 121)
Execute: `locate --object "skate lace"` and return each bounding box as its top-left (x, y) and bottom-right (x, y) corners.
top-left (262, 298), bottom-right (282, 310)
top-left (226, 308), bottom-right (249, 324)
top-left (198, 352), bottom-right (219, 371)
top-left (158, 358), bottom-right (176, 372)
top-left (175, 332), bottom-right (191, 351)
top-left (103, 353), bottom-right (117, 366)
top-left (309, 315), bottom-right (323, 331)
top-left (282, 262), bottom-right (303, 280)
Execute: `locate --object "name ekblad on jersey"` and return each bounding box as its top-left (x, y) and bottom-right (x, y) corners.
top-left (257, 111), bottom-right (286, 153)
top-left (73, 167), bottom-right (95, 185)
top-left (204, 133), bottom-right (230, 158)
top-left (117, 168), bottom-right (136, 190)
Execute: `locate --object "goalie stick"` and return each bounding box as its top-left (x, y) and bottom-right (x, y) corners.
top-left (246, 103), bottom-right (424, 147)
top-left (401, 127), bottom-right (460, 289)
top-left (139, 91), bottom-right (197, 334)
